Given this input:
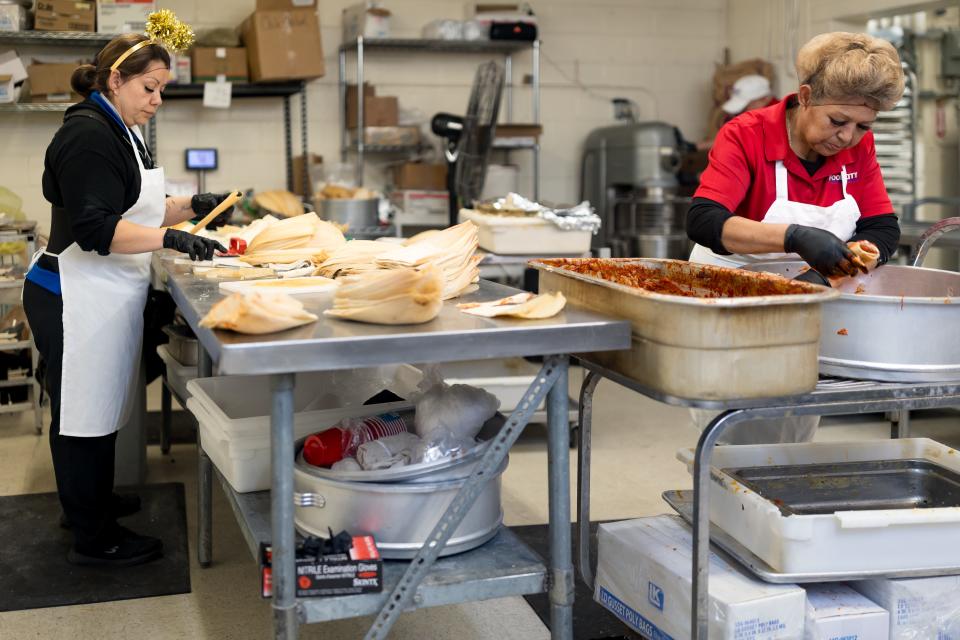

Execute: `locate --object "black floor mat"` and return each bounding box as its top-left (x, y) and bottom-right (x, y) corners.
top-left (510, 522), bottom-right (641, 640)
top-left (0, 482), bottom-right (191, 611)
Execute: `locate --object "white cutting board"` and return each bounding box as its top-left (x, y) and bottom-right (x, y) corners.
top-left (218, 276), bottom-right (340, 296)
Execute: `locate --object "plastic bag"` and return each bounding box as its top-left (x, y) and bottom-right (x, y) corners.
top-left (413, 381), bottom-right (500, 441)
top-left (357, 432), bottom-right (421, 470)
top-left (414, 427), bottom-right (478, 465)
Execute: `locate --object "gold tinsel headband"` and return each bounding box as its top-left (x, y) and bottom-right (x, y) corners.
top-left (110, 10), bottom-right (195, 72)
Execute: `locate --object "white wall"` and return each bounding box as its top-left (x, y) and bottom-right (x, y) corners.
top-left (0, 0), bottom-right (728, 234)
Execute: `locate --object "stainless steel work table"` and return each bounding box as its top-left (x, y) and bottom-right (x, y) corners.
top-left (157, 255), bottom-right (630, 640)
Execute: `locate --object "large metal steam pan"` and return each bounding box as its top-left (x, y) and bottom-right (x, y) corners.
top-left (532, 258), bottom-right (839, 400)
top-left (724, 459), bottom-right (960, 516)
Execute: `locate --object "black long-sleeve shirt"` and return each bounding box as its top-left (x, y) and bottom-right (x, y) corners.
top-left (686, 155), bottom-right (901, 264)
top-left (42, 98), bottom-right (154, 256)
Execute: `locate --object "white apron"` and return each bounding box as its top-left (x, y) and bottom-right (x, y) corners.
top-left (688, 159), bottom-right (861, 444)
top-left (56, 124), bottom-right (165, 437)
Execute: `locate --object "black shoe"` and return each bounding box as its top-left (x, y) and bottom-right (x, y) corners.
top-left (67, 525), bottom-right (163, 567)
top-left (59, 493), bottom-right (142, 530)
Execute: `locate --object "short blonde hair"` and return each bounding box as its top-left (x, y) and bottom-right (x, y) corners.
top-left (796, 32), bottom-right (904, 111)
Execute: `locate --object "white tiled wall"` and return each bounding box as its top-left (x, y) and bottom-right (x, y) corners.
top-left (1, 0), bottom-right (727, 233)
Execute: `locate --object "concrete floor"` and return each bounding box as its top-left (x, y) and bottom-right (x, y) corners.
top-left (0, 375), bottom-right (958, 639)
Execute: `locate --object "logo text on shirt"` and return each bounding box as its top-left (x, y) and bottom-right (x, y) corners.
top-left (828, 171), bottom-right (859, 183)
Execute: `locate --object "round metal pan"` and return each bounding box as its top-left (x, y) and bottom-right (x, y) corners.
top-left (744, 262), bottom-right (960, 382)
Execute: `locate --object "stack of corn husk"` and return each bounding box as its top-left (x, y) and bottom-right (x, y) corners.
top-left (324, 266), bottom-right (443, 325)
top-left (375, 221), bottom-right (480, 300)
top-left (241, 213), bottom-right (346, 265)
top-left (457, 291), bottom-right (567, 319)
top-left (314, 240), bottom-right (394, 278)
top-left (254, 190), bottom-right (305, 218)
top-left (200, 290), bottom-right (318, 334)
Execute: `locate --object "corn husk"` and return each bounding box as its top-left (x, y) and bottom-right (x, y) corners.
top-left (458, 292), bottom-right (566, 319)
top-left (315, 240), bottom-right (395, 278)
top-left (200, 290), bottom-right (318, 334)
top-left (245, 213), bottom-right (345, 254)
top-left (239, 248), bottom-right (331, 266)
top-left (376, 221), bottom-right (479, 300)
top-left (254, 190), bottom-right (304, 218)
top-left (324, 266), bottom-right (443, 325)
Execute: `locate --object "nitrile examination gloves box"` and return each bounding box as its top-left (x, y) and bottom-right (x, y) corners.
top-left (804, 583), bottom-right (888, 640)
top-left (595, 515), bottom-right (805, 639)
top-left (850, 575), bottom-right (960, 640)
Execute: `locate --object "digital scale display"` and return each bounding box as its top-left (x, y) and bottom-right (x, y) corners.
top-left (185, 148), bottom-right (218, 171)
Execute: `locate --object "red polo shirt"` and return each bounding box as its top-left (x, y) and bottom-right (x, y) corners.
top-left (695, 94), bottom-right (893, 221)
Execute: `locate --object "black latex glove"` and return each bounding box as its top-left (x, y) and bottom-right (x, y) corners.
top-left (793, 269), bottom-right (832, 287)
top-left (783, 224), bottom-right (860, 278)
top-left (163, 229), bottom-right (227, 261)
top-left (191, 193), bottom-right (234, 230)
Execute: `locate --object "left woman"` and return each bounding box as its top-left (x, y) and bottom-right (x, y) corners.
top-left (23, 19), bottom-right (227, 567)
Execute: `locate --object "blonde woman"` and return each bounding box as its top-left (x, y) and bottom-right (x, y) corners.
top-left (687, 32), bottom-right (904, 444)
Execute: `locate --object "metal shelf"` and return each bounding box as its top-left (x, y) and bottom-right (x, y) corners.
top-left (0, 340), bottom-right (32, 352)
top-left (0, 378), bottom-right (31, 388)
top-left (215, 470), bottom-right (547, 623)
top-left (492, 138), bottom-right (538, 150)
top-left (0, 102), bottom-right (71, 113)
top-left (0, 401), bottom-right (35, 414)
top-left (339, 38), bottom-right (536, 54)
top-left (163, 81), bottom-right (305, 100)
top-left (0, 30), bottom-right (117, 47)
top-left (342, 143), bottom-right (422, 154)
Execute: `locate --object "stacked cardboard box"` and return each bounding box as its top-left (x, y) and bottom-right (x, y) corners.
top-left (345, 83), bottom-right (398, 128)
top-left (35, 0), bottom-right (95, 32)
top-left (191, 47), bottom-right (248, 83)
top-left (241, 0), bottom-right (324, 82)
top-left (97, 0), bottom-right (154, 34)
top-left (28, 62), bottom-right (81, 103)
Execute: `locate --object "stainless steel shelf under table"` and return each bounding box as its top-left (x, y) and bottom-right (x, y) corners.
top-left (574, 360), bottom-right (960, 640)
top-left (158, 254), bottom-right (630, 640)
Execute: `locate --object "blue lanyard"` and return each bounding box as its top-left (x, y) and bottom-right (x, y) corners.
top-left (90, 91), bottom-right (152, 167)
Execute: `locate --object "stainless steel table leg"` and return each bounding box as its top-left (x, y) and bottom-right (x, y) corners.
top-left (692, 410), bottom-right (747, 640)
top-left (365, 356), bottom-right (566, 640)
top-left (271, 373), bottom-right (298, 640)
top-left (160, 380), bottom-right (172, 455)
top-left (197, 348), bottom-right (213, 568)
top-left (898, 410), bottom-right (912, 438)
top-left (547, 356), bottom-right (573, 639)
top-left (576, 370), bottom-right (602, 589)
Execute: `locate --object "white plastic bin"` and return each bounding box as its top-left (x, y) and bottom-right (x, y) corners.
top-left (678, 438), bottom-right (960, 574)
top-left (459, 209), bottom-right (591, 255)
top-left (157, 344), bottom-right (198, 401)
top-left (186, 365), bottom-right (422, 493)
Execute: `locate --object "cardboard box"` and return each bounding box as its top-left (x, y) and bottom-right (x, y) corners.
top-left (27, 63), bottom-right (81, 103)
top-left (393, 163), bottom-right (447, 191)
top-left (97, 0), bottom-right (154, 35)
top-left (351, 126), bottom-right (419, 147)
top-left (256, 0), bottom-right (316, 9)
top-left (389, 189), bottom-right (449, 225)
top-left (260, 536), bottom-right (382, 598)
top-left (190, 47), bottom-right (248, 83)
top-left (240, 9), bottom-right (325, 82)
top-left (345, 82), bottom-right (374, 115)
top-left (169, 53), bottom-right (192, 84)
top-left (0, 75), bottom-right (14, 103)
top-left (346, 95), bottom-right (397, 128)
top-left (850, 576), bottom-right (960, 639)
top-left (35, 0), bottom-right (95, 32)
top-left (0, 2), bottom-right (30, 32)
top-left (495, 123), bottom-right (542, 138)
top-left (595, 516), bottom-right (806, 640)
top-left (804, 584), bottom-right (889, 640)
top-left (342, 2), bottom-right (390, 42)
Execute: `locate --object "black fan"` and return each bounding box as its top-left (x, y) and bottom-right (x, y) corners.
top-left (431, 61), bottom-right (505, 227)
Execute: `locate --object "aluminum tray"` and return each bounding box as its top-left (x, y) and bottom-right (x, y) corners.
top-left (532, 258), bottom-right (839, 400)
top-left (724, 459), bottom-right (960, 516)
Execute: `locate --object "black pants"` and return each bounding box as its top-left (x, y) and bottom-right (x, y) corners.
top-left (23, 279), bottom-right (117, 548)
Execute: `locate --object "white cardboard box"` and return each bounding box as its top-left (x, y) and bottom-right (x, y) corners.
top-left (97, 0), bottom-right (155, 34)
top-left (0, 50), bottom-right (28, 84)
top-left (804, 584), bottom-right (889, 640)
top-left (390, 189), bottom-right (449, 226)
top-left (850, 576), bottom-right (960, 639)
top-left (595, 515), bottom-right (806, 640)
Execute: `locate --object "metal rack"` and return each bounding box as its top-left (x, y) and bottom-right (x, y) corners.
top-left (159, 254), bottom-right (629, 640)
top-left (0, 223), bottom-right (43, 434)
top-left (574, 363), bottom-right (960, 640)
top-left (0, 31), bottom-right (310, 196)
top-left (337, 37), bottom-right (541, 199)
top-left (873, 65), bottom-right (918, 214)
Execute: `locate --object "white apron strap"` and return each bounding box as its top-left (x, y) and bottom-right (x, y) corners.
top-left (775, 160), bottom-right (789, 199)
top-left (840, 164), bottom-right (849, 197)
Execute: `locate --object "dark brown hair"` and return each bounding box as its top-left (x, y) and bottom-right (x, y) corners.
top-left (71, 33), bottom-right (171, 98)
